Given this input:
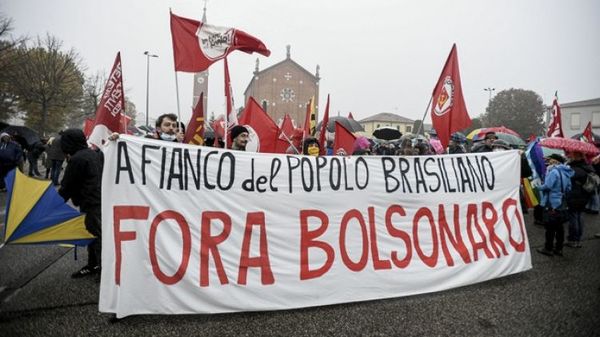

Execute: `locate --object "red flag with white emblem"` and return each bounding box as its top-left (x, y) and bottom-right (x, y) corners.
top-left (170, 12), bottom-right (270, 72)
top-left (430, 44), bottom-right (471, 149)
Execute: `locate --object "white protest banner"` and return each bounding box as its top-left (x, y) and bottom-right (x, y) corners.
top-left (99, 135), bottom-right (531, 318)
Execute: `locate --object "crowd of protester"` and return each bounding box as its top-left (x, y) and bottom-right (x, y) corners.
top-left (1, 115), bottom-right (599, 279)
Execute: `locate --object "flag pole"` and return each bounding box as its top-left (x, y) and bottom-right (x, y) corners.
top-left (174, 71), bottom-right (182, 131)
top-left (415, 96), bottom-right (433, 136)
top-left (280, 131), bottom-right (300, 154)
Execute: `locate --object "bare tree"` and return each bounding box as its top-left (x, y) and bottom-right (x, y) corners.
top-left (6, 34), bottom-right (85, 134)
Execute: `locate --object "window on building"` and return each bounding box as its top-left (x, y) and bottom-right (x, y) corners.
top-left (396, 125), bottom-right (400, 130)
top-left (570, 113), bottom-right (580, 130)
top-left (592, 111), bottom-right (600, 127)
top-left (261, 100), bottom-right (268, 112)
top-left (406, 125), bottom-right (412, 133)
top-left (377, 124), bottom-right (380, 128)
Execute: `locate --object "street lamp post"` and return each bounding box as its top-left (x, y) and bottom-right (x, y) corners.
top-left (484, 87), bottom-right (495, 103)
top-left (144, 51), bottom-right (158, 128)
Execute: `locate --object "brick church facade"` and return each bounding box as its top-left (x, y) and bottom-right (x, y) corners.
top-left (244, 45), bottom-right (320, 126)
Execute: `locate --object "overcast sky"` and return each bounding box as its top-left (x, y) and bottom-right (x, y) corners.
top-left (3, 0), bottom-right (600, 126)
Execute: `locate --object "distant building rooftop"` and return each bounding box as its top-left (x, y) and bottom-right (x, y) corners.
top-left (560, 97), bottom-right (600, 108)
top-left (358, 112), bottom-right (414, 124)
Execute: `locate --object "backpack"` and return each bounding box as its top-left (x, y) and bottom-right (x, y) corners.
top-left (582, 172), bottom-right (600, 193)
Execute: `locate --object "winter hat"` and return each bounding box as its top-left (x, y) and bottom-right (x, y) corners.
top-left (545, 153), bottom-right (565, 164)
top-left (230, 125), bottom-right (249, 140)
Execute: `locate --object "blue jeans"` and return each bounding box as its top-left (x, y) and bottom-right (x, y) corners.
top-left (51, 159), bottom-right (64, 185)
top-left (567, 210), bottom-right (583, 242)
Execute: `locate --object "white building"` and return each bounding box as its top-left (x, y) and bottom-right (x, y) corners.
top-left (559, 97), bottom-right (600, 138)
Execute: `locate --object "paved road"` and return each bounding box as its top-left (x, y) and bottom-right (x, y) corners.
top-left (0, 186), bottom-right (599, 336)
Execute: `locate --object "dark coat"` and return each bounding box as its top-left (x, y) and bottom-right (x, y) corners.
top-left (0, 140), bottom-right (23, 167)
top-left (58, 129), bottom-right (103, 212)
top-left (567, 159), bottom-right (593, 211)
top-left (47, 135), bottom-right (65, 161)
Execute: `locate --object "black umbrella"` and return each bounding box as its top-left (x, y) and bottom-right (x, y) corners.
top-left (1, 125), bottom-right (41, 150)
top-left (373, 126), bottom-right (402, 140)
top-left (316, 116), bottom-right (364, 133)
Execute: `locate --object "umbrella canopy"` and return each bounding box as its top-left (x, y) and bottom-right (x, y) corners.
top-left (539, 137), bottom-right (600, 155)
top-left (467, 126), bottom-right (521, 140)
top-left (1, 125), bottom-right (41, 150)
top-left (2, 169), bottom-right (95, 246)
top-left (316, 116), bottom-right (364, 133)
top-left (471, 132), bottom-right (526, 147)
top-left (373, 126), bottom-right (402, 140)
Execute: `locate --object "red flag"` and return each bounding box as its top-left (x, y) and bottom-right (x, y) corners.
top-left (184, 92), bottom-right (205, 144)
top-left (279, 114), bottom-right (294, 140)
top-left (347, 112), bottom-right (354, 120)
top-left (334, 121), bottom-right (357, 155)
top-left (582, 121), bottom-right (594, 143)
top-left (88, 52), bottom-right (126, 147)
top-left (318, 94), bottom-right (330, 155)
top-left (170, 12), bottom-right (270, 73)
top-left (430, 44), bottom-right (471, 149)
top-left (83, 118), bottom-right (95, 138)
top-left (238, 97), bottom-right (279, 153)
top-left (546, 92), bottom-right (564, 138)
top-left (274, 114), bottom-right (295, 153)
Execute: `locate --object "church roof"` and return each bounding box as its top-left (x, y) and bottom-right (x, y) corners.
top-left (243, 58), bottom-right (318, 96)
top-left (358, 112), bottom-right (414, 124)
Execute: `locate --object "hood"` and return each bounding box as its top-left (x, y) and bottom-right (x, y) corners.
top-left (60, 129), bottom-right (88, 155)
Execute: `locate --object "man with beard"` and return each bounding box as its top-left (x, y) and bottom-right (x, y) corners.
top-left (230, 125), bottom-right (249, 151)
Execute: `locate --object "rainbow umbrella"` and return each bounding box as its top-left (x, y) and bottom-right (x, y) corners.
top-left (1, 169), bottom-right (95, 247)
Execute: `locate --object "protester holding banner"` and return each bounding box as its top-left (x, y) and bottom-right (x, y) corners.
top-left (149, 113), bottom-right (184, 142)
top-left (302, 137), bottom-right (320, 156)
top-left (536, 154), bottom-right (573, 256)
top-left (471, 132), bottom-right (497, 153)
top-left (230, 125), bottom-right (249, 151)
top-left (565, 151), bottom-right (594, 248)
top-left (59, 129), bottom-right (104, 278)
top-left (448, 133), bottom-right (466, 154)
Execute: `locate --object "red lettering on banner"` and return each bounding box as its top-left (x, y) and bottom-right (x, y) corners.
top-left (385, 205), bottom-right (412, 268)
top-left (438, 204), bottom-right (471, 266)
top-left (237, 212), bottom-right (275, 285)
top-left (339, 209), bottom-right (369, 272)
top-left (412, 207), bottom-right (439, 268)
top-left (200, 212), bottom-right (232, 287)
top-left (367, 207), bottom-right (391, 270)
top-left (502, 198), bottom-right (526, 252)
top-left (113, 205), bottom-right (149, 285)
top-left (466, 204), bottom-right (494, 261)
top-left (299, 210), bottom-right (334, 280)
top-left (481, 202), bottom-right (508, 258)
top-left (149, 211), bottom-right (191, 285)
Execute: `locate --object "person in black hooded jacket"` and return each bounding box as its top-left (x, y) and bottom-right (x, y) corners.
top-left (565, 151), bottom-right (593, 248)
top-left (58, 129), bottom-right (104, 278)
